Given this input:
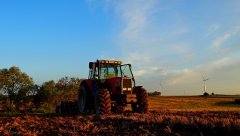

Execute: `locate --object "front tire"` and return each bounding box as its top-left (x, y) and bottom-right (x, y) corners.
top-left (95, 89), bottom-right (111, 115)
top-left (136, 87), bottom-right (149, 113)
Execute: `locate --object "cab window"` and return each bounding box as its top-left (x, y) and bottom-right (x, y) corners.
top-left (100, 64), bottom-right (121, 79)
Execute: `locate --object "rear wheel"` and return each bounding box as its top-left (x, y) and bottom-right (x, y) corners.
top-left (78, 85), bottom-right (87, 114)
top-left (95, 88), bottom-right (111, 115)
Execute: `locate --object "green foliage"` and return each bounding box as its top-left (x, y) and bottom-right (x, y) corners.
top-left (56, 76), bottom-right (81, 93)
top-left (0, 66), bottom-right (82, 114)
top-left (33, 77), bottom-right (81, 112)
top-left (0, 66), bottom-right (34, 103)
top-left (33, 80), bottom-right (56, 109)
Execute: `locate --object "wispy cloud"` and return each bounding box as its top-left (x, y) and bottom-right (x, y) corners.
top-left (211, 26), bottom-right (240, 49)
top-left (204, 24), bottom-right (221, 38)
top-left (117, 0), bottom-right (157, 39)
top-left (212, 34), bottom-right (231, 49)
top-left (134, 67), bottom-right (164, 77)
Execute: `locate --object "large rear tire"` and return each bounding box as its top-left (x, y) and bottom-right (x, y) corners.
top-left (136, 87), bottom-right (148, 113)
top-left (78, 84), bottom-right (87, 114)
top-left (95, 88), bottom-right (111, 115)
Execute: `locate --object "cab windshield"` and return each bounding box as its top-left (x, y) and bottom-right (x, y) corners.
top-left (100, 64), bottom-right (121, 79)
top-left (99, 64), bottom-right (134, 79)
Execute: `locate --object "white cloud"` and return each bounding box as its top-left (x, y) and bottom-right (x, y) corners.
top-left (117, 0), bottom-right (157, 39)
top-left (134, 67), bottom-right (164, 77)
top-left (167, 69), bottom-right (199, 86)
top-left (211, 26), bottom-right (240, 49)
top-left (212, 33), bottom-right (231, 49)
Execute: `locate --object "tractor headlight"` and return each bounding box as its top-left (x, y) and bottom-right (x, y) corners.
top-left (123, 88), bottom-right (132, 91)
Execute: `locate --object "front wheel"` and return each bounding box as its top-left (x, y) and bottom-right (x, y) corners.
top-left (134, 87), bottom-right (149, 113)
top-left (95, 88), bottom-right (111, 115)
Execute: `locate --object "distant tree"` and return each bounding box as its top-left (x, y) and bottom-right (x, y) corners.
top-left (56, 77), bottom-right (81, 92)
top-left (27, 84), bottom-right (40, 96)
top-left (55, 77), bottom-right (81, 102)
top-left (203, 92), bottom-right (209, 96)
top-left (148, 91), bottom-right (161, 96)
top-left (0, 66), bottom-right (34, 102)
top-left (39, 81), bottom-right (56, 100)
top-left (33, 80), bottom-right (57, 108)
top-left (211, 92), bottom-right (215, 95)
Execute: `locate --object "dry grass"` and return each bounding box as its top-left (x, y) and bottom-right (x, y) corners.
top-left (1, 96), bottom-right (240, 135)
top-left (148, 96), bottom-right (240, 111)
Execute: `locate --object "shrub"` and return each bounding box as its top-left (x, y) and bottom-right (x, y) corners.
top-left (148, 91), bottom-right (161, 96)
top-left (203, 92), bottom-right (209, 96)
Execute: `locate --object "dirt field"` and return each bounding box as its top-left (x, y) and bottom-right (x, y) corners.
top-left (0, 96), bottom-right (240, 135)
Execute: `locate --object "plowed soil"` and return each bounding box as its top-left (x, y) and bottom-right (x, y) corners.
top-left (1, 111), bottom-right (240, 136)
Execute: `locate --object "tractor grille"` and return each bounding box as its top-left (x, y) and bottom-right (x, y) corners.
top-left (123, 78), bottom-right (132, 88)
top-left (122, 78), bottom-right (132, 94)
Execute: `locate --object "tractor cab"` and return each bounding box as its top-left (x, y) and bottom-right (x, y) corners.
top-left (88, 60), bottom-right (136, 95)
top-left (88, 60), bottom-right (134, 80)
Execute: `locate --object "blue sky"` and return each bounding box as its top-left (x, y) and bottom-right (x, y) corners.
top-left (0, 0), bottom-right (240, 95)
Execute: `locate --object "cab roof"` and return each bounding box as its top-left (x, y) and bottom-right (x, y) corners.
top-left (97, 60), bottom-right (122, 65)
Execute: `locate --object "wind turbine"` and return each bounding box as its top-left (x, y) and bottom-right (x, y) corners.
top-left (160, 82), bottom-right (164, 94)
top-left (201, 74), bottom-right (209, 93)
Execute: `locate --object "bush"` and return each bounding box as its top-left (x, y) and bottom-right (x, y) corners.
top-left (203, 92), bottom-right (209, 96)
top-left (148, 91), bottom-right (161, 96)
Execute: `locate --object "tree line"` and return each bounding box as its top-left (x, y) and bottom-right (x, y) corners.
top-left (0, 66), bottom-right (81, 113)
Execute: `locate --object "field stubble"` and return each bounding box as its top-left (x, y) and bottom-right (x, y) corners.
top-left (0, 96), bottom-right (240, 135)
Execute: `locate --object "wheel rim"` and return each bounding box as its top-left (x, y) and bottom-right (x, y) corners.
top-left (78, 86), bottom-right (86, 113)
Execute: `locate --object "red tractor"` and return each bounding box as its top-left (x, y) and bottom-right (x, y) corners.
top-left (57, 60), bottom-right (148, 115)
